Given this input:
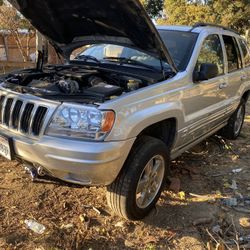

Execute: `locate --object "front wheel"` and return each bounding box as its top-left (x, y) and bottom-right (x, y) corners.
top-left (106, 136), bottom-right (170, 220)
top-left (220, 100), bottom-right (246, 140)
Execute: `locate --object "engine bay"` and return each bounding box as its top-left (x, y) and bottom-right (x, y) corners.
top-left (0, 64), bottom-right (166, 103)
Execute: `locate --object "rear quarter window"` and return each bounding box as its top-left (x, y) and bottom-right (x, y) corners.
top-left (223, 35), bottom-right (243, 72)
top-left (239, 39), bottom-right (250, 67)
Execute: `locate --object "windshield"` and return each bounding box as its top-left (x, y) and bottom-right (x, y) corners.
top-left (71, 30), bottom-right (198, 72)
top-left (158, 30), bottom-right (198, 71)
top-left (71, 44), bottom-right (170, 71)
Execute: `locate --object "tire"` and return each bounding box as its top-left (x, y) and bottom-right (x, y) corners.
top-left (220, 100), bottom-right (246, 140)
top-left (106, 136), bottom-right (170, 220)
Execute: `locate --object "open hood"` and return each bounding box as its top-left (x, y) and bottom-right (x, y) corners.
top-left (9, 0), bottom-right (177, 72)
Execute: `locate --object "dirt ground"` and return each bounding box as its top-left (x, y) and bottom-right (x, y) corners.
top-left (0, 102), bottom-right (249, 250)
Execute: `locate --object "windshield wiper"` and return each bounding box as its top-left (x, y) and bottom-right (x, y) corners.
top-left (74, 54), bottom-right (100, 64)
top-left (103, 57), bottom-right (162, 73)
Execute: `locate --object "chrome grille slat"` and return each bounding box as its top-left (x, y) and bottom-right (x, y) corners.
top-left (12, 100), bottom-right (23, 129)
top-left (0, 95), bottom-right (6, 123)
top-left (1, 96), bottom-right (8, 123)
top-left (28, 104), bottom-right (38, 135)
top-left (9, 98), bottom-right (17, 127)
top-left (20, 103), bottom-right (34, 133)
top-left (3, 98), bottom-right (14, 126)
top-left (32, 106), bottom-right (48, 136)
top-left (17, 100), bottom-right (28, 131)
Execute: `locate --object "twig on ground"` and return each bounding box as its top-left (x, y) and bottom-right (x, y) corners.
top-left (214, 233), bottom-right (231, 250)
top-left (223, 223), bottom-right (233, 237)
top-left (231, 217), bottom-right (240, 250)
top-left (206, 228), bottom-right (219, 245)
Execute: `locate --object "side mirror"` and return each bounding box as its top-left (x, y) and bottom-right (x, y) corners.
top-left (193, 63), bottom-right (219, 82)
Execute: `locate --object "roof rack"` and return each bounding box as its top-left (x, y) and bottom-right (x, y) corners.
top-left (191, 22), bottom-right (239, 34)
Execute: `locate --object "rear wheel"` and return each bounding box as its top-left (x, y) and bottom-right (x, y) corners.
top-left (220, 100), bottom-right (246, 140)
top-left (106, 136), bottom-right (170, 220)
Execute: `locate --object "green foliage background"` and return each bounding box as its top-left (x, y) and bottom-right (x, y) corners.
top-left (141, 0), bottom-right (250, 34)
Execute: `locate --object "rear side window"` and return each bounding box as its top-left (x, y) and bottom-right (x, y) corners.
top-left (223, 35), bottom-right (242, 72)
top-left (196, 34), bottom-right (224, 76)
top-left (239, 39), bottom-right (250, 67)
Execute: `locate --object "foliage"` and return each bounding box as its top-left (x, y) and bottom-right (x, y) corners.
top-left (159, 0), bottom-right (250, 35)
top-left (0, 5), bottom-right (34, 62)
top-left (140, 0), bottom-right (164, 18)
top-left (211, 0), bottom-right (250, 33)
top-left (160, 0), bottom-right (215, 25)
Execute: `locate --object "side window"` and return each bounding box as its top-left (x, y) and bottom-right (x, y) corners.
top-left (239, 39), bottom-right (250, 67)
top-left (196, 34), bottom-right (224, 77)
top-left (223, 35), bottom-right (242, 72)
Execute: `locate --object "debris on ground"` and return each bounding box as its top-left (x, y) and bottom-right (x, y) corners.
top-left (24, 219), bottom-right (46, 234)
top-left (92, 206), bottom-right (101, 215)
top-left (232, 168), bottom-right (243, 174)
top-left (115, 221), bottom-right (126, 228)
top-left (212, 225), bottom-right (222, 234)
top-left (239, 217), bottom-right (250, 228)
top-left (178, 191), bottom-right (186, 200)
top-left (0, 103), bottom-right (249, 249)
top-left (60, 223), bottom-right (74, 229)
top-left (169, 177), bottom-right (181, 193)
top-left (79, 213), bottom-right (90, 229)
top-left (193, 217), bottom-right (213, 226)
top-left (221, 197), bottom-right (238, 207)
top-left (221, 195), bottom-right (250, 214)
top-left (230, 180), bottom-right (238, 190)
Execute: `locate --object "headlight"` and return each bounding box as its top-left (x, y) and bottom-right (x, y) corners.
top-left (46, 104), bottom-right (115, 140)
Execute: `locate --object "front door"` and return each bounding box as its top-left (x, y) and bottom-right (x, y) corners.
top-left (178, 34), bottom-right (226, 147)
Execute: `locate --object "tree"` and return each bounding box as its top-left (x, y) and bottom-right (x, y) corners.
top-left (211, 0), bottom-right (250, 34)
top-left (160, 0), bottom-right (250, 36)
top-left (0, 4), bottom-right (34, 62)
top-left (141, 0), bottom-right (164, 18)
top-left (160, 0), bottom-right (215, 25)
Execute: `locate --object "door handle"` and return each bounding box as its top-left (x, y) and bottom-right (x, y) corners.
top-left (219, 82), bottom-right (228, 89)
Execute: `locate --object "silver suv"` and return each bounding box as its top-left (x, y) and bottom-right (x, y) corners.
top-left (0, 0), bottom-right (249, 220)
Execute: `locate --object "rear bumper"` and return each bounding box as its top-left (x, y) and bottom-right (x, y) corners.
top-left (0, 127), bottom-right (135, 185)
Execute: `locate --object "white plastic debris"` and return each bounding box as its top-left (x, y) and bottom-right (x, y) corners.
top-left (24, 219), bottom-right (46, 234)
top-left (230, 180), bottom-right (238, 190)
top-left (232, 168), bottom-right (243, 174)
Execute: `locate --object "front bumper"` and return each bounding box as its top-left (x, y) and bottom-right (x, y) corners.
top-left (0, 127), bottom-right (135, 186)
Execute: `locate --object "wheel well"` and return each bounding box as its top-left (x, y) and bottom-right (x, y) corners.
top-left (138, 118), bottom-right (177, 149)
top-left (242, 91), bottom-right (250, 102)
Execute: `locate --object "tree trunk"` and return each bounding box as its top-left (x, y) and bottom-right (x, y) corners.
top-left (26, 31), bottom-right (35, 61)
top-left (36, 30), bottom-right (43, 62)
top-left (3, 35), bottom-right (9, 61)
top-left (12, 30), bottom-right (29, 62)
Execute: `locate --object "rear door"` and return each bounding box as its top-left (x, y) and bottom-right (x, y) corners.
top-left (238, 38), bottom-right (250, 93)
top-left (221, 35), bottom-right (244, 117)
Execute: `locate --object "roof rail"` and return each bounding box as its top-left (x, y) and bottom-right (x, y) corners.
top-left (191, 22), bottom-right (239, 34)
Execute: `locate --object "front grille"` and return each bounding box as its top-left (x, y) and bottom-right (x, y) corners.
top-left (0, 94), bottom-right (49, 137)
